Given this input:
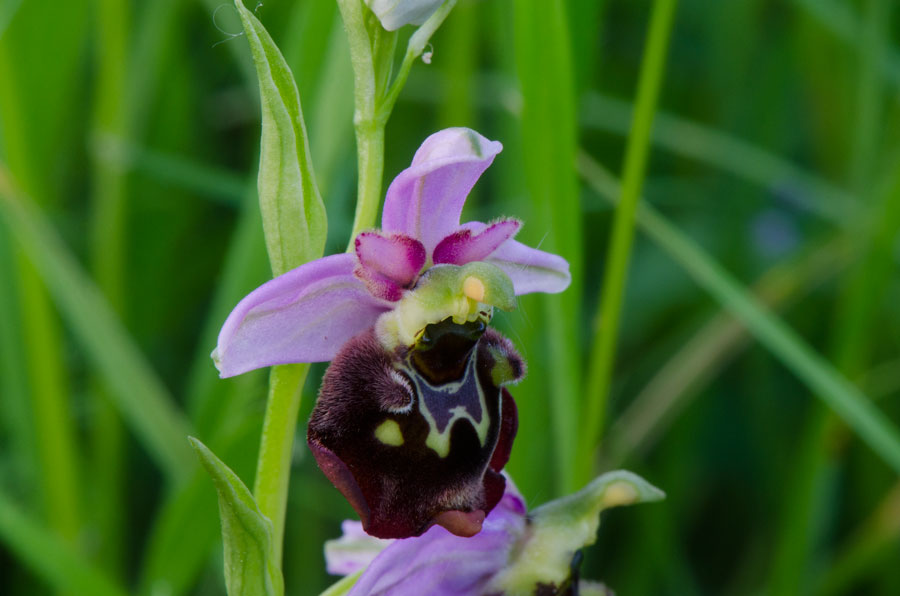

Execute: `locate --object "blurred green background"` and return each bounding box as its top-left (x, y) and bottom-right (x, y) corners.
top-left (1, 0), bottom-right (900, 594)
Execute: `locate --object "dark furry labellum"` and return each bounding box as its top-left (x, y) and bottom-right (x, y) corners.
top-left (307, 318), bottom-right (524, 539)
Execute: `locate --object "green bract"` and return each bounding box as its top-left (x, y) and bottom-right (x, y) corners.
top-left (190, 438), bottom-right (283, 596)
top-left (234, 0), bottom-right (326, 276)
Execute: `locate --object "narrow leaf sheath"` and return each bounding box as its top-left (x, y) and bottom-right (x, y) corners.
top-left (190, 438), bottom-right (284, 596)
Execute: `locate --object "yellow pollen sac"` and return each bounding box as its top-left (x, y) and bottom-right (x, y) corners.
top-left (462, 276), bottom-right (486, 302)
top-left (602, 481), bottom-right (638, 507)
top-left (374, 419), bottom-right (404, 446)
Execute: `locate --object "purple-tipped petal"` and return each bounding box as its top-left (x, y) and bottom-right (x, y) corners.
top-left (353, 267), bottom-right (405, 302)
top-left (488, 238), bottom-right (572, 295)
top-left (432, 219), bottom-right (521, 265)
top-left (213, 254), bottom-right (391, 377)
top-left (455, 222), bottom-right (571, 295)
top-left (355, 232), bottom-right (426, 285)
top-left (354, 231), bottom-right (426, 301)
top-left (381, 128), bottom-right (503, 253)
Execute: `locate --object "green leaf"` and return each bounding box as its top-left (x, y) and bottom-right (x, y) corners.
top-left (189, 437), bottom-right (284, 596)
top-left (235, 0), bottom-right (326, 276)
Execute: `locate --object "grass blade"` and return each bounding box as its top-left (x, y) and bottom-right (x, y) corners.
top-left (578, 153), bottom-right (900, 476)
top-left (580, 0), bottom-right (678, 486)
top-left (580, 92), bottom-right (858, 222)
top-left (0, 490), bottom-right (128, 596)
top-left (513, 0), bottom-right (583, 495)
top-left (0, 168), bottom-right (194, 481)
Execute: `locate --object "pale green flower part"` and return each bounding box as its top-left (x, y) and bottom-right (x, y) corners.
top-left (365, 0), bottom-right (445, 30)
top-left (324, 471), bottom-right (664, 595)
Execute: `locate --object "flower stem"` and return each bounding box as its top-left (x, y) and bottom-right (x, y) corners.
top-left (343, 0), bottom-right (458, 245)
top-left (348, 120), bottom-right (386, 243)
top-left (379, 0), bottom-right (457, 120)
top-left (579, 0), bottom-right (677, 483)
top-left (252, 362), bottom-right (310, 560)
top-left (337, 0), bottom-right (381, 245)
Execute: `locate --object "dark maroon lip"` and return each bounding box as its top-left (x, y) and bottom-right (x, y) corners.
top-left (307, 325), bottom-right (523, 539)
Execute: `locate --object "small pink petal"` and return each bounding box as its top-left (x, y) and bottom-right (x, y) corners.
top-left (353, 265), bottom-right (405, 302)
top-left (381, 128), bottom-right (502, 253)
top-left (213, 254), bottom-right (391, 377)
top-left (432, 218), bottom-right (521, 265)
top-left (355, 231), bottom-right (426, 286)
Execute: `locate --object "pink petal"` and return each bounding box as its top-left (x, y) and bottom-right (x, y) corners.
top-left (354, 231), bottom-right (426, 301)
top-left (213, 254), bottom-right (391, 377)
top-left (381, 128), bottom-right (502, 254)
top-left (432, 219), bottom-right (521, 265)
top-left (353, 267), bottom-right (405, 302)
top-left (488, 238), bottom-right (572, 295)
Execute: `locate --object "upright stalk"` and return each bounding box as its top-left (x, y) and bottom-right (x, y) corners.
top-left (340, 0), bottom-right (457, 244)
top-left (579, 0), bottom-right (678, 483)
top-left (252, 362), bottom-right (309, 560)
top-left (350, 121), bottom-right (386, 242)
top-left (337, 0), bottom-right (382, 243)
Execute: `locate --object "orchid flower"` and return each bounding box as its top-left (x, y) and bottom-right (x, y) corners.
top-left (213, 128), bottom-right (570, 539)
top-left (365, 0), bottom-right (446, 31)
top-left (325, 472), bottom-right (665, 596)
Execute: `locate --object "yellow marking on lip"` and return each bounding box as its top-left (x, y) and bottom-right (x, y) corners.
top-left (374, 419), bottom-right (404, 446)
top-left (462, 276), bottom-right (485, 302)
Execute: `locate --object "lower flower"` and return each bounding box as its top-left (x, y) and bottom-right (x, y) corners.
top-left (324, 471), bottom-right (665, 595)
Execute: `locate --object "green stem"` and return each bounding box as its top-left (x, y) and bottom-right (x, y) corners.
top-left (252, 362), bottom-right (309, 561)
top-left (342, 0), bottom-right (457, 244)
top-left (337, 0), bottom-right (380, 244)
top-left (348, 121), bottom-right (386, 242)
top-left (579, 0), bottom-right (678, 482)
top-left (379, 0), bottom-right (457, 119)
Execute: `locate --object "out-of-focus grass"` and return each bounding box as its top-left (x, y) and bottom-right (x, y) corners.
top-left (1, 0), bottom-right (900, 594)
